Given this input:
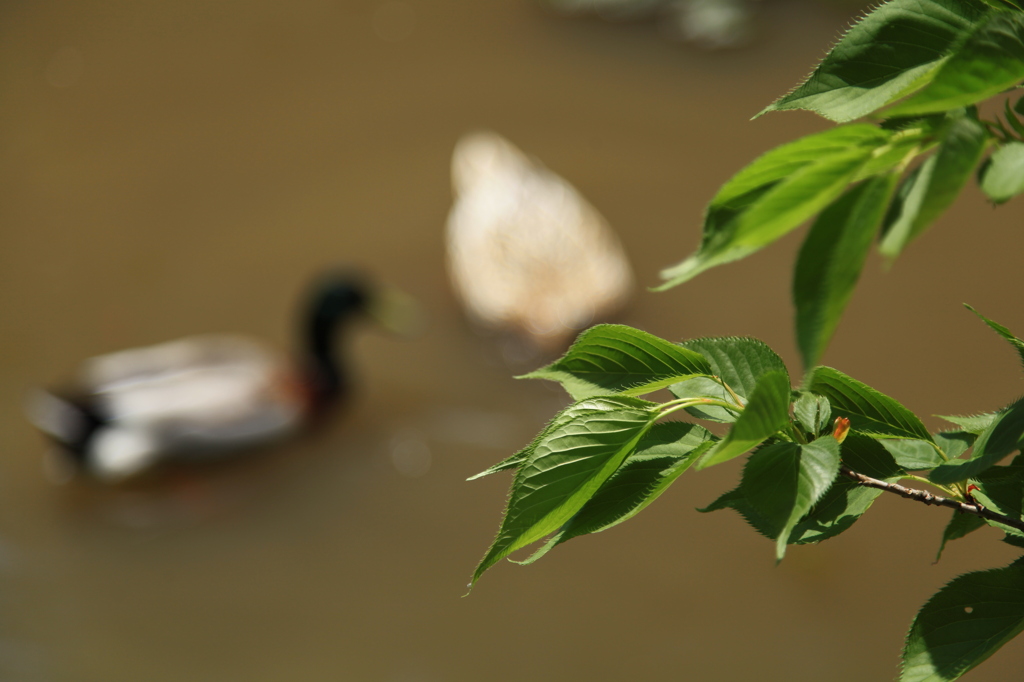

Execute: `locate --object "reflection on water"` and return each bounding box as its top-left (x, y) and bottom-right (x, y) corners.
top-left (2, 0), bottom-right (1024, 680)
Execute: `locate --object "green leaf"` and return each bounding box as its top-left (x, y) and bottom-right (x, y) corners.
top-left (696, 370), bottom-right (792, 469)
top-left (936, 512), bottom-right (986, 562)
top-left (669, 376), bottom-right (739, 423)
top-left (966, 304), bottom-right (1024, 370)
top-left (931, 397), bottom-right (1024, 484)
top-left (513, 422), bottom-right (714, 564)
top-left (880, 115), bottom-right (989, 259)
top-left (703, 438), bottom-right (841, 560)
top-left (939, 413), bottom-right (1000, 433)
top-left (519, 324), bottom-right (712, 400)
top-left (470, 396), bottom-right (656, 586)
top-left (935, 430), bottom-right (978, 459)
top-left (1004, 99), bottom-right (1024, 137)
top-left (791, 434), bottom-right (903, 544)
top-left (670, 336), bottom-right (789, 422)
top-left (758, 0), bottom-right (988, 122)
top-left (882, 439), bottom-right (947, 469)
top-left (971, 454), bottom-right (1024, 536)
top-left (807, 366), bottom-right (933, 441)
top-left (887, 12), bottom-right (1024, 117)
top-left (981, 141), bottom-right (1024, 202)
top-left (794, 391), bottom-right (832, 437)
top-left (467, 396), bottom-right (642, 481)
top-left (794, 172), bottom-right (901, 369)
top-left (658, 126), bottom-right (888, 289)
top-left (901, 557), bottom-right (1024, 682)
top-left (1003, 533), bottom-right (1024, 548)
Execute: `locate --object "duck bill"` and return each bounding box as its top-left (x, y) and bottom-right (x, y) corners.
top-left (367, 285), bottom-right (425, 338)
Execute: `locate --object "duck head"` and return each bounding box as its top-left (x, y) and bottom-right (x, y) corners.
top-left (300, 268), bottom-right (421, 410)
top-left (301, 270), bottom-right (372, 408)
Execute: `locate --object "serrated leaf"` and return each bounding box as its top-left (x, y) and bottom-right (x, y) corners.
top-left (807, 366), bottom-right (933, 441)
top-left (514, 422), bottom-right (714, 564)
top-left (703, 438), bottom-right (841, 560)
top-left (901, 557), bottom-right (1024, 682)
top-left (792, 434), bottom-right (904, 544)
top-left (758, 0), bottom-right (989, 122)
top-left (520, 324), bottom-right (713, 400)
top-left (696, 370), bottom-right (792, 469)
top-left (671, 336), bottom-right (789, 422)
top-left (1003, 533), bottom-right (1024, 548)
top-left (939, 412), bottom-right (1000, 433)
top-left (936, 512), bottom-right (986, 562)
top-left (931, 397), bottom-right (1024, 484)
top-left (794, 391), bottom-right (832, 436)
top-left (795, 172), bottom-right (901, 369)
top-left (707, 434), bottom-right (901, 545)
top-left (658, 127), bottom-right (888, 289)
top-left (887, 11), bottom-right (1024, 117)
top-left (970, 454), bottom-right (1024, 536)
top-left (880, 115), bottom-right (989, 259)
top-left (470, 396), bottom-right (656, 585)
top-left (966, 304), bottom-right (1024, 370)
top-left (981, 141), bottom-right (1024, 202)
top-left (468, 397), bottom-right (636, 481)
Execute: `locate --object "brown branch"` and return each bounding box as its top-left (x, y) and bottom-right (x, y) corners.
top-left (840, 465), bottom-right (1024, 534)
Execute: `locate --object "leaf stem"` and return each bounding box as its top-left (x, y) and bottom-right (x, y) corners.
top-left (715, 376), bottom-right (746, 408)
top-left (899, 474), bottom-right (957, 498)
top-left (658, 397), bottom-right (741, 419)
top-left (841, 466), bottom-right (1024, 534)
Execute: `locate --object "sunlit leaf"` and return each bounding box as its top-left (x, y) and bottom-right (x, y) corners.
top-left (887, 11), bottom-right (1024, 117)
top-left (696, 370), bottom-right (792, 469)
top-left (901, 557), bottom-right (1024, 681)
top-left (794, 391), bottom-right (832, 437)
top-left (794, 172), bottom-right (900, 369)
top-left (981, 141), bottom-right (1024, 202)
top-left (513, 422), bottom-right (714, 564)
top-left (671, 336), bottom-right (789, 422)
top-left (966, 304), bottom-right (1024, 370)
top-left (882, 438), bottom-right (948, 469)
top-left (880, 115), bottom-right (989, 259)
top-left (758, 0), bottom-right (989, 122)
top-left (470, 396), bottom-right (656, 585)
top-left (520, 324), bottom-right (712, 399)
top-left (658, 126), bottom-right (888, 289)
top-left (701, 437), bottom-right (840, 559)
top-left (792, 434), bottom-right (902, 544)
top-left (807, 366), bottom-right (933, 441)
top-left (939, 412), bottom-right (1000, 434)
top-left (467, 397), bottom-right (639, 481)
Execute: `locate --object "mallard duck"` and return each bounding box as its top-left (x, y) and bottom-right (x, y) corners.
top-left (446, 131), bottom-right (633, 353)
top-left (27, 270), bottom-right (404, 482)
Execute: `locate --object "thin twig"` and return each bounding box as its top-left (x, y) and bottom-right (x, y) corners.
top-left (841, 465), bottom-right (1024, 534)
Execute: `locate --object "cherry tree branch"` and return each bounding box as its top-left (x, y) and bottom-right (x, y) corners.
top-left (841, 465), bottom-right (1024, 534)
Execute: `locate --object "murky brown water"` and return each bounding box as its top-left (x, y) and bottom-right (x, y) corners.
top-left (2, 1), bottom-right (1023, 680)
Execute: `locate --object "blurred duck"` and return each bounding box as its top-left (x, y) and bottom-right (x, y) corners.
top-left (27, 270), bottom-right (410, 482)
top-left (446, 131), bottom-right (633, 353)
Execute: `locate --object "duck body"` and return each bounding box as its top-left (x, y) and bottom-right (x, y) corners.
top-left (446, 131), bottom-right (633, 351)
top-left (28, 272), bottom-right (373, 482)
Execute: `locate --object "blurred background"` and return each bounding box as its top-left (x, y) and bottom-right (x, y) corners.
top-left (2, 1), bottom-right (1023, 680)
